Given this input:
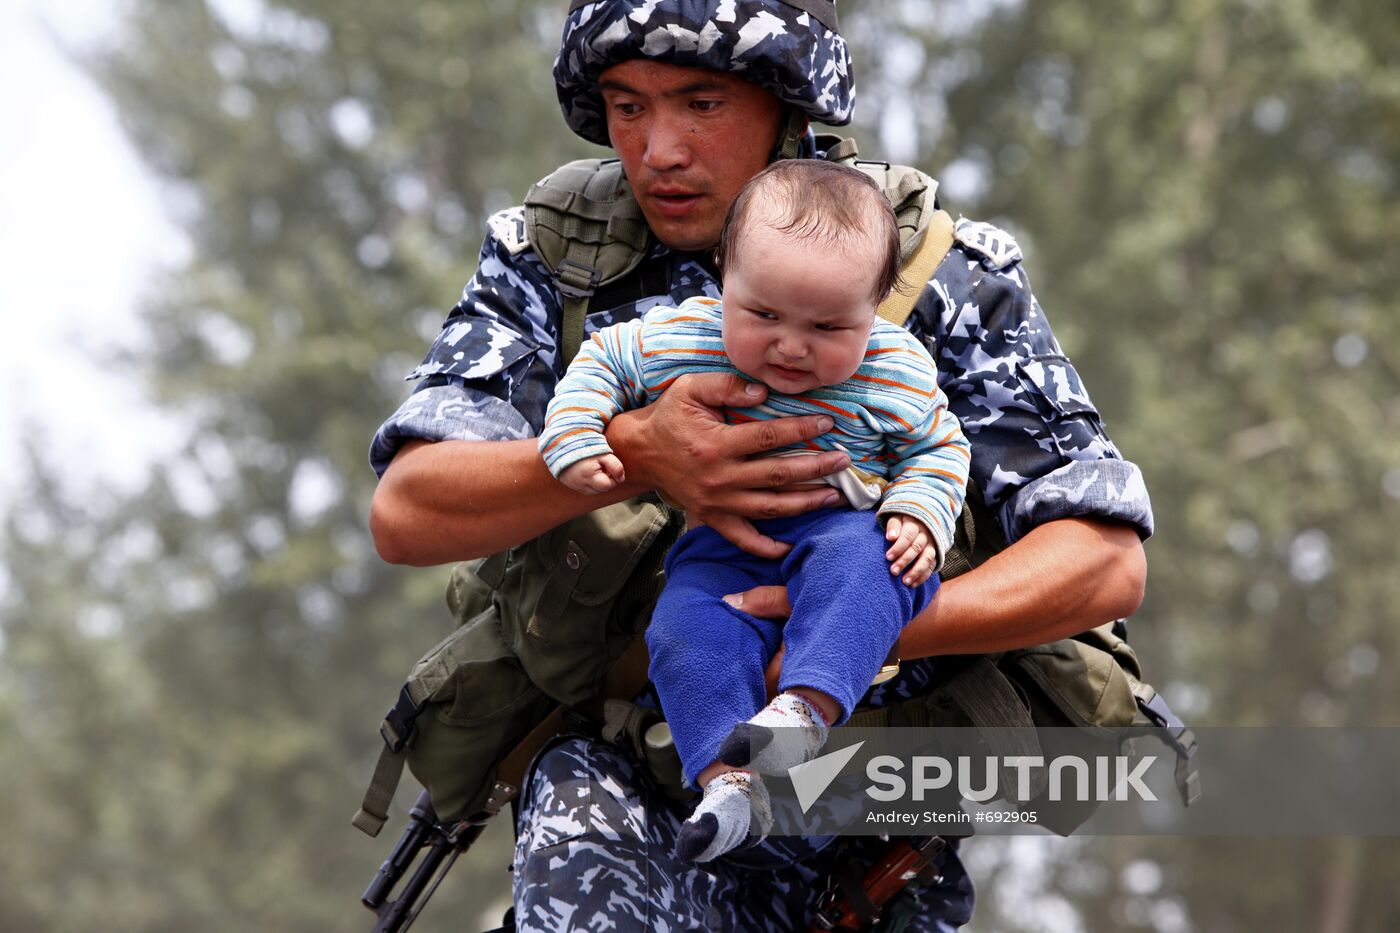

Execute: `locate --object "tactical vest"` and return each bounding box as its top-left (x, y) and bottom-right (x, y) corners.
top-left (354, 140), bottom-right (1198, 839)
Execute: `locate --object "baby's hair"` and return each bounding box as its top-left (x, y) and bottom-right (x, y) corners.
top-left (715, 160), bottom-right (903, 305)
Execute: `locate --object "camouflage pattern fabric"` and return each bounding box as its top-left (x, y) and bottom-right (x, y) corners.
top-left (554, 0), bottom-right (855, 146)
top-left (509, 656), bottom-right (974, 931)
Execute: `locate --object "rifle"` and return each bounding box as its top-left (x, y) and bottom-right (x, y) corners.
top-left (811, 835), bottom-right (947, 931)
top-left (361, 789), bottom-right (495, 933)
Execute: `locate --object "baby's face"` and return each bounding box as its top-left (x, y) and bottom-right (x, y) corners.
top-left (721, 221), bottom-right (881, 395)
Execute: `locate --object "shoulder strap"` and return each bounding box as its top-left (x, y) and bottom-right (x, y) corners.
top-left (524, 159), bottom-right (654, 363)
top-left (818, 135), bottom-right (955, 326)
top-left (876, 210), bottom-right (955, 327)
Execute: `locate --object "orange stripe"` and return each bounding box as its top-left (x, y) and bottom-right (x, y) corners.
top-left (541, 426), bottom-right (597, 455)
top-left (852, 373), bottom-right (934, 397)
top-left (903, 467), bottom-right (966, 482)
top-left (656, 315), bottom-right (716, 324)
top-left (866, 405), bottom-right (913, 431)
top-left (641, 346), bottom-right (727, 358)
top-left (803, 397), bottom-right (857, 419)
top-left (552, 405), bottom-right (608, 416)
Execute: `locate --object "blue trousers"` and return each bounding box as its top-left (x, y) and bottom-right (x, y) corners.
top-left (647, 508), bottom-right (940, 785)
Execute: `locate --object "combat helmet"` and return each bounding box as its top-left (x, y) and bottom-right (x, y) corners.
top-left (555, 0), bottom-right (855, 155)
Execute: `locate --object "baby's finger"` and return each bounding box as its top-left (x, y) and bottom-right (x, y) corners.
top-left (889, 537), bottom-right (922, 575)
top-left (885, 516), bottom-right (903, 542)
top-left (903, 544), bottom-right (938, 586)
top-left (600, 454), bottom-right (626, 484)
top-left (886, 518), bottom-right (920, 563)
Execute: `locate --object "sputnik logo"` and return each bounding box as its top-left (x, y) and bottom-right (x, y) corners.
top-left (788, 741), bottom-right (866, 814)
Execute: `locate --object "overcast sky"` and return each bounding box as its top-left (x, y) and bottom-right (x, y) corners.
top-left (0, 0), bottom-right (187, 501)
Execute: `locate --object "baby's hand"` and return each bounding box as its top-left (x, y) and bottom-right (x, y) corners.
top-left (884, 515), bottom-right (938, 587)
top-left (560, 454), bottom-right (626, 494)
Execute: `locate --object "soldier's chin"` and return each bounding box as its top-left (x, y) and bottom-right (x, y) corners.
top-left (642, 208), bottom-right (721, 254)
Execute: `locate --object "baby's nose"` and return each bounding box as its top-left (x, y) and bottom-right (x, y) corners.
top-left (776, 335), bottom-right (807, 359)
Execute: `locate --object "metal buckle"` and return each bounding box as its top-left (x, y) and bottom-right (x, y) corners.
top-left (380, 685), bottom-right (424, 753)
top-left (812, 885), bottom-right (842, 930)
top-left (554, 258), bottom-right (601, 299)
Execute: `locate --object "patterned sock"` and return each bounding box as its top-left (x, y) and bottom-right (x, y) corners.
top-left (717, 691), bottom-right (831, 775)
top-left (674, 770), bottom-right (772, 863)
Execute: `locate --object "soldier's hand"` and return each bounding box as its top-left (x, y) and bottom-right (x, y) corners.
top-left (720, 590), bottom-right (791, 698)
top-left (607, 372), bottom-right (850, 559)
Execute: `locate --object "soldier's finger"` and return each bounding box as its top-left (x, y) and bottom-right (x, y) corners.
top-left (721, 414), bottom-right (842, 459)
top-left (724, 487), bottom-right (843, 520)
top-left (725, 450), bottom-right (851, 491)
top-left (722, 587), bottom-right (793, 621)
top-left (671, 371), bottom-right (769, 410)
top-left (708, 513), bottom-right (792, 560)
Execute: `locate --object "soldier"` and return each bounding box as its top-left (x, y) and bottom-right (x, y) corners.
top-left (369, 1), bottom-right (1153, 930)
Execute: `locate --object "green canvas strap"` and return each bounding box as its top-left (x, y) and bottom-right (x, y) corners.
top-left (525, 160), bottom-right (652, 363)
top-left (353, 744), bottom-right (407, 837)
top-left (876, 208), bottom-right (955, 328)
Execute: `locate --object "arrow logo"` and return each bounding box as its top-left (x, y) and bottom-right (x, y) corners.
top-left (788, 741), bottom-right (866, 814)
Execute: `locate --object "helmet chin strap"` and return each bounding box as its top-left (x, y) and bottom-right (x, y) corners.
top-left (771, 104), bottom-right (808, 161)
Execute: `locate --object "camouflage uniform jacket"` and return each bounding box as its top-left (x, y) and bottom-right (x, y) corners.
top-left (370, 169), bottom-right (1153, 547)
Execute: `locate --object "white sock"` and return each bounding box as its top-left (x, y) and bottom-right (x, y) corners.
top-left (717, 691), bottom-right (831, 775)
top-left (674, 770), bottom-right (772, 863)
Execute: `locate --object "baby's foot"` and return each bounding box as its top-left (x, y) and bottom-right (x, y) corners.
top-left (675, 770), bottom-right (772, 863)
top-left (717, 691), bottom-right (830, 775)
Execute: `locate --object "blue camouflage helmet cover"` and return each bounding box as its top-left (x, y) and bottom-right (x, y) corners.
top-left (555, 0), bottom-right (855, 146)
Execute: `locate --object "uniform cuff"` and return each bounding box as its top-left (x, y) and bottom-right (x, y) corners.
top-left (369, 383), bottom-right (533, 477)
top-left (999, 459), bottom-right (1154, 544)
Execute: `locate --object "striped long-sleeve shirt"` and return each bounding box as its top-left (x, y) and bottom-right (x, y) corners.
top-left (539, 297), bottom-right (970, 560)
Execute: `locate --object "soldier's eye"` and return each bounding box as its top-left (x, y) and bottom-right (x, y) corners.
top-left (691, 99), bottom-right (722, 114)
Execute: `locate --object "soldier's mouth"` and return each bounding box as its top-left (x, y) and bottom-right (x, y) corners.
top-left (649, 192), bottom-right (702, 218)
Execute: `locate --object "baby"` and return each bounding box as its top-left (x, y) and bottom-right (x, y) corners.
top-left (538, 159), bottom-right (969, 861)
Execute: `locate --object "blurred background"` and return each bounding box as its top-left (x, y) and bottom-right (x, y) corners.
top-left (1, 0), bottom-right (1397, 930)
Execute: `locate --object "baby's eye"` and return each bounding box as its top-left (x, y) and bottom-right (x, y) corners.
top-left (814, 323), bottom-right (844, 332)
top-left (751, 309), bottom-right (777, 321)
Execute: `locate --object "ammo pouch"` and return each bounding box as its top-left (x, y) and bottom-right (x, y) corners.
top-left (352, 496), bottom-right (683, 833)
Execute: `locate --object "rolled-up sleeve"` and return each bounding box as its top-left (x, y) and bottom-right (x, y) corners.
top-left (915, 247), bottom-right (1153, 542)
top-left (369, 210), bottom-right (563, 477)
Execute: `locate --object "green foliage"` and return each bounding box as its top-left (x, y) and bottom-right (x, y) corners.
top-left (1, 0), bottom-right (1396, 930)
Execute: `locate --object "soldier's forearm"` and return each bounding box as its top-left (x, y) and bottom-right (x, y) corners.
top-left (898, 517), bottom-right (1146, 657)
top-left (370, 438), bottom-right (648, 565)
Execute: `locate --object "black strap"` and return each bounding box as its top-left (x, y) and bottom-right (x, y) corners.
top-left (834, 858), bottom-right (881, 928)
top-left (1134, 687), bottom-right (1202, 806)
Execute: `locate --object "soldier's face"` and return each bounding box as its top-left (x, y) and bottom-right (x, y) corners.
top-left (599, 60), bottom-right (783, 252)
